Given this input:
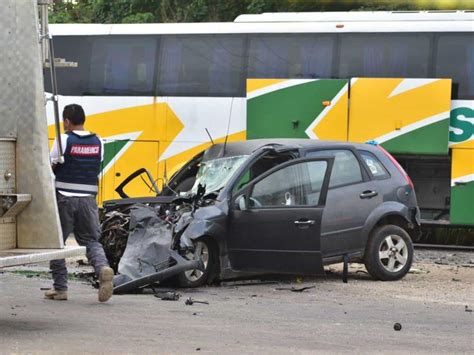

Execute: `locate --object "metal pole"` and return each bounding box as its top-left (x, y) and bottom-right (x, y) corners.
top-left (48, 35), bottom-right (64, 163)
top-left (38, 0), bottom-right (63, 163)
top-left (38, 1), bottom-right (49, 64)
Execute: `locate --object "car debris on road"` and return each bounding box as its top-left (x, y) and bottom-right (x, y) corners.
top-left (274, 285), bottom-right (316, 292)
top-left (154, 291), bottom-right (181, 301)
top-left (185, 297), bottom-right (209, 306)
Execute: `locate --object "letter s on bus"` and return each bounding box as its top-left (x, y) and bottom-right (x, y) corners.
top-left (449, 107), bottom-right (474, 143)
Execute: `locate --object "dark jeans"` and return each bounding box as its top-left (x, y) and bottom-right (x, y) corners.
top-left (50, 193), bottom-right (109, 291)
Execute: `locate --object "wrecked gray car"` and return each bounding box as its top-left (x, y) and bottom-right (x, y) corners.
top-left (100, 139), bottom-right (421, 291)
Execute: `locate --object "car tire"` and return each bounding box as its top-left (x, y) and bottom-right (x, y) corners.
top-left (364, 224), bottom-right (413, 281)
top-left (177, 237), bottom-right (218, 288)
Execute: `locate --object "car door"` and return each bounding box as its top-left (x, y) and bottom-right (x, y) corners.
top-left (227, 157), bottom-right (334, 275)
top-left (306, 149), bottom-right (382, 256)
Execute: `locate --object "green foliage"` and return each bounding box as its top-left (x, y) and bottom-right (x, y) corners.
top-left (49, 1), bottom-right (93, 23)
top-left (246, 0), bottom-right (269, 14)
top-left (48, 0), bottom-right (473, 23)
top-left (121, 12), bottom-right (156, 23)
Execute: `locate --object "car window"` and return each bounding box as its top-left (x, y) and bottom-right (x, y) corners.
top-left (250, 161), bottom-right (328, 208)
top-left (232, 153), bottom-right (294, 194)
top-left (359, 151), bottom-right (390, 179)
top-left (306, 150), bottom-right (362, 188)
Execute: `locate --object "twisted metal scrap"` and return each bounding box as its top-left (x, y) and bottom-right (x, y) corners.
top-left (100, 211), bottom-right (130, 272)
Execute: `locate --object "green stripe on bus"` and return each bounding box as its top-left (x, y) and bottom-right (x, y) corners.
top-left (102, 140), bottom-right (129, 172)
top-left (451, 181), bottom-right (474, 225)
top-left (381, 118), bottom-right (450, 155)
top-left (247, 80), bottom-right (347, 139)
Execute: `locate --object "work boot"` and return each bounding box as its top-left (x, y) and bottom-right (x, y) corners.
top-left (98, 267), bottom-right (114, 302)
top-left (44, 289), bottom-right (68, 301)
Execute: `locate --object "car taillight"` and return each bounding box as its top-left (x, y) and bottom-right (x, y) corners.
top-left (377, 146), bottom-right (414, 189)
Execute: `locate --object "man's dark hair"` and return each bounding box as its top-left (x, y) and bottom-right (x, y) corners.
top-left (63, 104), bottom-right (85, 125)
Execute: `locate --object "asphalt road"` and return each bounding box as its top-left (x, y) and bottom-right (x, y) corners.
top-left (0, 254), bottom-right (473, 353)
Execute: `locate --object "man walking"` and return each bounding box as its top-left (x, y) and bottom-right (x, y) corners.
top-left (47, 104), bottom-right (113, 302)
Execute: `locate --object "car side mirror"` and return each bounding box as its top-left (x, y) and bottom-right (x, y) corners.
top-left (235, 195), bottom-right (247, 211)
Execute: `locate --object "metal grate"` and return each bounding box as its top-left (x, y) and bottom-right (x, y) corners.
top-left (0, 140), bottom-right (16, 250)
top-left (0, 140), bottom-right (15, 193)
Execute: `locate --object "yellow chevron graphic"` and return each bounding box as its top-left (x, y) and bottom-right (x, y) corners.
top-left (48, 104), bottom-right (247, 202)
top-left (247, 79), bottom-right (286, 94)
top-left (452, 149), bottom-right (474, 181)
top-left (451, 140), bottom-right (474, 149)
top-left (48, 103), bottom-right (184, 201)
top-left (348, 78), bottom-right (451, 143)
top-left (309, 86), bottom-right (349, 141)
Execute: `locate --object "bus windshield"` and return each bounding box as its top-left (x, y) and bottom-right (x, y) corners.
top-left (191, 155), bottom-right (249, 194)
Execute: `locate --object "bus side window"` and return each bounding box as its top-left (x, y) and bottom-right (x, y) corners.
top-left (157, 35), bottom-right (246, 97)
top-left (89, 36), bottom-right (157, 95)
top-left (44, 36), bottom-right (92, 96)
top-left (435, 33), bottom-right (474, 100)
top-left (247, 34), bottom-right (336, 79)
top-left (48, 35), bottom-right (159, 96)
top-left (338, 33), bottom-right (431, 79)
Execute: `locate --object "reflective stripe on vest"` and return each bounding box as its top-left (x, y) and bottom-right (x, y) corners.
top-left (55, 181), bottom-right (99, 193)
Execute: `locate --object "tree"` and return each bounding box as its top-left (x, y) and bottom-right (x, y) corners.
top-left (48, 0), bottom-right (474, 24)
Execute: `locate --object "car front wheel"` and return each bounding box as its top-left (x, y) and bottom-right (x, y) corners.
top-left (177, 237), bottom-right (218, 288)
top-left (364, 224), bottom-right (413, 281)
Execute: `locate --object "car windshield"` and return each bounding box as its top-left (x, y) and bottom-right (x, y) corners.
top-left (191, 155), bottom-right (249, 194)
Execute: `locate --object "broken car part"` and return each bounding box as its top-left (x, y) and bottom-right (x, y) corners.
top-left (343, 254), bottom-right (349, 284)
top-left (113, 250), bottom-right (203, 294)
top-left (100, 210), bottom-right (130, 272)
top-left (115, 168), bottom-right (160, 199)
top-left (185, 297), bottom-right (209, 306)
top-left (154, 291), bottom-right (181, 301)
top-left (275, 285), bottom-right (316, 292)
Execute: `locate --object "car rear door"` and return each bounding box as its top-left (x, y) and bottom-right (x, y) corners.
top-left (227, 157), bottom-right (333, 275)
top-left (305, 149), bottom-right (382, 256)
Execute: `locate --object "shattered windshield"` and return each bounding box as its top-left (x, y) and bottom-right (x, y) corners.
top-left (191, 155), bottom-right (249, 194)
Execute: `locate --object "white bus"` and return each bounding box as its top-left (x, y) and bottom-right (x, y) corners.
top-left (45, 11), bottom-right (474, 225)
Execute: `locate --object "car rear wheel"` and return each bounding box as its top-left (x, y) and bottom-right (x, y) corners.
top-left (177, 237), bottom-right (218, 288)
top-left (364, 224), bottom-right (413, 281)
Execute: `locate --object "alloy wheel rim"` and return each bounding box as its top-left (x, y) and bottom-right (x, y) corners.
top-left (184, 241), bottom-right (209, 282)
top-left (378, 234), bottom-right (408, 273)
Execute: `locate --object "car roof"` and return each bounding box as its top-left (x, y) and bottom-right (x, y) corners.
top-left (202, 139), bottom-right (373, 161)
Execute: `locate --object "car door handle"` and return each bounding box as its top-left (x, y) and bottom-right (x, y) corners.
top-left (360, 190), bottom-right (378, 199)
top-left (294, 219), bottom-right (315, 227)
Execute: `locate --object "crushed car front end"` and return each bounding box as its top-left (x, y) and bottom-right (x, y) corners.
top-left (99, 143), bottom-right (259, 291)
